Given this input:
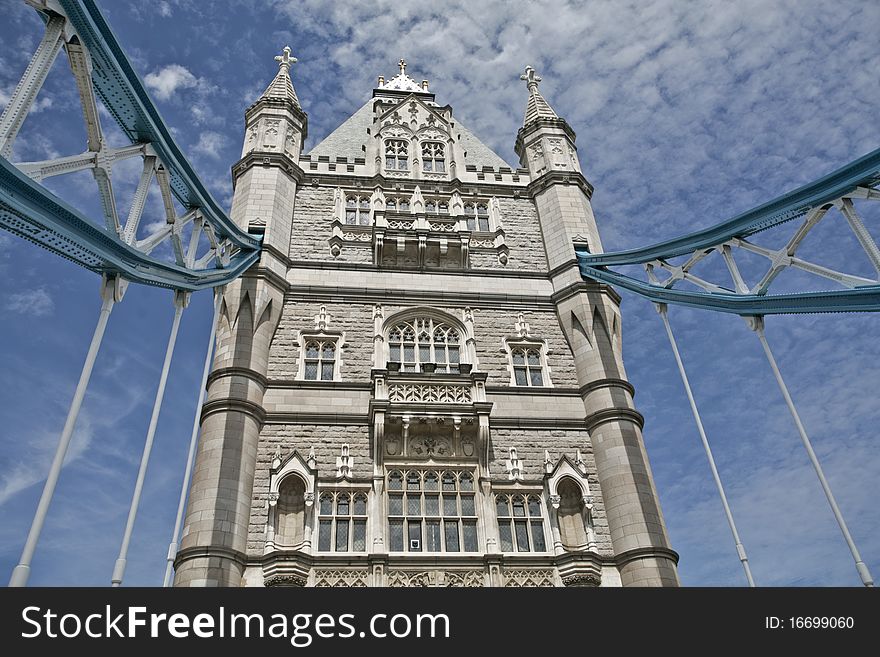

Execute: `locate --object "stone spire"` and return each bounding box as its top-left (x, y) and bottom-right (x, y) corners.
top-left (260, 45), bottom-right (302, 109)
top-left (375, 57), bottom-right (430, 93)
top-left (520, 65), bottom-right (558, 126)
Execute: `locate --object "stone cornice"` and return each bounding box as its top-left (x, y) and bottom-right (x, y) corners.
top-left (550, 276), bottom-right (623, 306)
top-left (284, 283), bottom-right (555, 310)
top-left (263, 412), bottom-right (368, 425)
top-left (614, 546), bottom-right (680, 568)
top-left (173, 545), bottom-right (248, 571)
top-left (584, 407), bottom-right (645, 433)
top-left (207, 366), bottom-right (269, 391)
top-left (526, 169), bottom-right (594, 200)
top-left (232, 151), bottom-right (305, 187)
top-left (515, 116), bottom-right (578, 154)
top-left (201, 398), bottom-right (267, 425)
top-left (242, 261), bottom-right (289, 294)
top-left (490, 417), bottom-right (589, 430)
top-left (298, 172), bottom-right (530, 198)
top-left (266, 379), bottom-right (373, 391)
top-left (579, 378), bottom-right (636, 399)
top-left (485, 385), bottom-right (582, 397)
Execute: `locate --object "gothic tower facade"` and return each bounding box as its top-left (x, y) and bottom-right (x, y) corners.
top-left (172, 53), bottom-right (679, 588)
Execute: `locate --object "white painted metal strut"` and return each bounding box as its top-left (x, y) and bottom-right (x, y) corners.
top-left (163, 288), bottom-right (223, 587)
top-left (0, 14), bottom-right (65, 158)
top-left (9, 275), bottom-right (122, 587)
top-left (656, 304), bottom-right (756, 587)
top-left (111, 291), bottom-right (187, 587)
top-left (749, 317), bottom-right (874, 587)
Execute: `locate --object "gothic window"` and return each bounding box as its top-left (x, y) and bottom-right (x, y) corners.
top-left (464, 202), bottom-right (490, 231)
top-left (495, 494), bottom-right (547, 552)
top-left (387, 318), bottom-right (461, 373)
top-left (511, 346), bottom-right (545, 386)
top-left (421, 141), bottom-right (446, 173)
top-left (424, 198), bottom-right (449, 214)
top-left (302, 339), bottom-right (337, 381)
top-left (385, 139), bottom-right (409, 170)
top-left (345, 195), bottom-right (371, 225)
top-left (387, 469), bottom-right (477, 553)
top-left (317, 491), bottom-right (368, 552)
top-left (275, 477), bottom-right (306, 546)
top-left (386, 197), bottom-right (411, 212)
top-left (558, 479), bottom-right (588, 550)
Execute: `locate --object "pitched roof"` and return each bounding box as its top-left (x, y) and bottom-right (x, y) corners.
top-left (307, 98), bottom-right (513, 170)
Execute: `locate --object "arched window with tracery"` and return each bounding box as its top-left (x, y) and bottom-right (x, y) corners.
top-left (345, 195), bottom-right (371, 225)
top-left (275, 476), bottom-right (306, 546)
top-left (421, 141), bottom-right (446, 173)
top-left (387, 317), bottom-right (461, 373)
top-left (558, 478), bottom-right (588, 550)
top-left (385, 139), bottom-right (409, 170)
top-left (464, 202), bottom-right (490, 231)
top-left (303, 340), bottom-right (336, 381)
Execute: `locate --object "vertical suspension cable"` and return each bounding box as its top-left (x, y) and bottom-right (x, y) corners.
top-left (111, 291), bottom-right (187, 587)
top-left (750, 316), bottom-right (873, 587)
top-left (9, 276), bottom-right (120, 587)
top-left (657, 304), bottom-right (756, 586)
top-left (163, 287), bottom-right (223, 587)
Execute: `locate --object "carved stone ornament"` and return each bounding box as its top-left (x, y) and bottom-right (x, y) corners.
top-left (313, 570), bottom-right (369, 588)
top-left (503, 569), bottom-right (557, 587)
top-left (561, 572), bottom-right (601, 587)
top-left (409, 436), bottom-right (450, 457)
top-left (264, 574), bottom-right (307, 587)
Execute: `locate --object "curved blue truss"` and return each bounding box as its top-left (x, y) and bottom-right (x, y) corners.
top-left (0, 157), bottom-right (258, 290)
top-left (0, 0), bottom-right (261, 291)
top-left (577, 147), bottom-right (880, 315)
top-left (57, 0), bottom-right (259, 253)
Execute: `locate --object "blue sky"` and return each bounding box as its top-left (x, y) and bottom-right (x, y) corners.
top-left (1, 0), bottom-right (878, 586)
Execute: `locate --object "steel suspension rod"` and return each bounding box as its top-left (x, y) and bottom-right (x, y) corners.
top-left (657, 304), bottom-right (756, 586)
top-left (750, 316), bottom-right (873, 587)
top-left (9, 276), bottom-right (120, 587)
top-left (163, 288), bottom-right (222, 587)
top-left (111, 291), bottom-right (187, 587)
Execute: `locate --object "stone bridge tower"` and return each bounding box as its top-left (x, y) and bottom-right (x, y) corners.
top-left (173, 53), bottom-right (679, 587)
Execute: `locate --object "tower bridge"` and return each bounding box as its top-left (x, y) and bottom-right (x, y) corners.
top-left (1, 0), bottom-right (876, 588)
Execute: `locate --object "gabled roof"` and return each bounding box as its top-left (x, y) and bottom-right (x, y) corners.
top-left (307, 98), bottom-right (513, 170)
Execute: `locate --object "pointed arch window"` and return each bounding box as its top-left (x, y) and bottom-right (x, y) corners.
top-left (421, 141), bottom-right (446, 173)
top-left (495, 493), bottom-right (547, 552)
top-left (386, 197), bottom-right (410, 213)
top-left (464, 202), bottom-right (490, 231)
top-left (386, 469), bottom-right (477, 553)
top-left (345, 195), bottom-right (371, 225)
top-left (385, 139), bottom-right (409, 170)
top-left (317, 491), bottom-right (368, 552)
top-left (303, 340), bottom-right (336, 381)
top-left (387, 317), bottom-right (461, 373)
top-left (424, 198), bottom-right (449, 214)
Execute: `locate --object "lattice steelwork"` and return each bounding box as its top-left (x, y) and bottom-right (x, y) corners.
top-left (0, 0), bottom-right (261, 291)
top-left (576, 148), bottom-right (880, 314)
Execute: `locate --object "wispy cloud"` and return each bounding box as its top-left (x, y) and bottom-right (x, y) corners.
top-left (5, 287), bottom-right (54, 317)
top-left (192, 130), bottom-right (228, 159)
top-left (144, 63), bottom-right (214, 101)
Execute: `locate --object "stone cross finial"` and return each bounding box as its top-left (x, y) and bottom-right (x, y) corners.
top-left (520, 65), bottom-right (542, 91)
top-left (398, 58), bottom-right (407, 75)
top-left (275, 46), bottom-right (297, 70)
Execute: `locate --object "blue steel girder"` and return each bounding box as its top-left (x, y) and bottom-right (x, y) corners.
top-left (577, 147), bottom-right (880, 315)
top-left (56, 0), bottom-right (259, 253)
top-left (0, 157), bottom-right (258, 291)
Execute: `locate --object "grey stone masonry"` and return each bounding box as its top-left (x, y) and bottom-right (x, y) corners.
top-left (173, 61), bottom-right (679, 588)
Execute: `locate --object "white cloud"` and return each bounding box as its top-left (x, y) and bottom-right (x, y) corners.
top-left (5, 287), bottom-right (54, 317)
top-left (144, 64), bottom-right (214, 101)
top-left (192, 130), bottom-right (228, 159)
top-left (157, 1), bottom-right (172, 18)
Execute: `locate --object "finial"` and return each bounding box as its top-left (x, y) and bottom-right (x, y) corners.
top-left (398, 58), bottom-right (407, 75)
top-left (520, 65), bottom-right (542, 91)
top-left (275, 46), bottom-right (297, 70)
